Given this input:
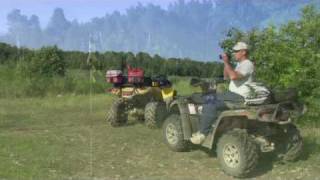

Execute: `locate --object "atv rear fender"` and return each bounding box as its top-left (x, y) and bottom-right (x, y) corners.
top-left (203, 110), bottom-right (257, 149)
top-left (204, 102), bottom-right (303, 149)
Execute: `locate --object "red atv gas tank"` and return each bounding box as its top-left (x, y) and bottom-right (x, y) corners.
top-left (106, 70), bottom-right (123, 84)
top-left (127, 66), bottom-right (144, 83)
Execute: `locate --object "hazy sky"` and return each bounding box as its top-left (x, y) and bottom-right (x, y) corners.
top-left (0, 0), bottom-right (179, 34)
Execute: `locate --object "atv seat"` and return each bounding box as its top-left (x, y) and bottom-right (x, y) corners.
top-left (189, 91), bottom-right (244, 104)
top-left (217, 91), bottom-right (244, 102)
top-left (217, 91), bottom-right (246, 109)
top-left (189, 93), bottom-right (205, 104)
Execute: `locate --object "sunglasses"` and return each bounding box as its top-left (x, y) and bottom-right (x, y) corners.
top-left (233, 50), bottom-right (241, 53)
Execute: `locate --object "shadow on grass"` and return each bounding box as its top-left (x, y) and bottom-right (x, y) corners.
top-left (248, 153), bottom-right (275, 178)
top-left (126, 118), bottom-right (145, 126)
top-left (106, 116), bottom-right (145, 127)
top-left (248, 135), bottom-right (319, 178)
top-left (299, 136), bottom-right (320, 161)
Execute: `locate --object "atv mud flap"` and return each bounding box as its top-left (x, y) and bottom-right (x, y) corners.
top-left (177, 101), bottom-right (192, 140)
top-left (202, 131), bottom-right (214, 149)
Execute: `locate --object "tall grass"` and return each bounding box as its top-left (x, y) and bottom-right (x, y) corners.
top-left (0, 66), bottom-right (198, 98)
top-left (0, 65), bottom-right (110, 98)
top-left (169, 76), bottom-right (195, 96)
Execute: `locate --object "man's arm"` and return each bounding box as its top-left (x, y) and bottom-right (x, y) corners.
top-left (223, 66), bottom-right (229, 80)
top-left (222, 54), bottom-right (244, 80)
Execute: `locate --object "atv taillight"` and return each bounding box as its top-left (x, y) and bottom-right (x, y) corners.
top-left (122, 91), bottom-right (133, 97)
top-left (107, 88), bottom-right (120, 95)
top-left (259, 112), bottom-right (272, 121)
top-left (258, 108), bottom-right (273, 116)
top-left (258, 108), bottom-right (274, 122)
top-left (276, 109), bottom-right (290, 121)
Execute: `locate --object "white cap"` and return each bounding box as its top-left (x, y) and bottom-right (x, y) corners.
top-left (233, 42), bottom-right (248, 51)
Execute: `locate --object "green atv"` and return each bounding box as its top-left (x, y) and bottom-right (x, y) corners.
top-left (106, 67), bottom-right (176, 128)
top-left (162, 78), bottom-right (305, 178)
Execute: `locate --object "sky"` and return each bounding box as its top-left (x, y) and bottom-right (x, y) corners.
top-left (0, 0), bottom-right (178, 34)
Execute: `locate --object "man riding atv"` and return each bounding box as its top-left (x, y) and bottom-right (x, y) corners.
top-left (162, 41), bottom-right (305, 177)
top-left (190, 42), bottom-right (270, 144)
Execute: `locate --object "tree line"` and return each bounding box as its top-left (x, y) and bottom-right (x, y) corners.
top-left (0, 42), bottom-right (223, 78)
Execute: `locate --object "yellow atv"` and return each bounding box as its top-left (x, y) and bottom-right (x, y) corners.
top-left (106, 69), bottom-right (176, 128)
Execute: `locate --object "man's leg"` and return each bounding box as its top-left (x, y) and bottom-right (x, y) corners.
top-left (200, 103), bottom-right (217, 135)
top-left (190, 103), bottom-right (217, 144)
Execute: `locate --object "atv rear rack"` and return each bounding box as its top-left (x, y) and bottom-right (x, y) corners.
top-left (256, 101), bottom-right (297, 124)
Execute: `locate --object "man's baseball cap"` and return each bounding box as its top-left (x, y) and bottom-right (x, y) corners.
top-left (233, 42), bottom-right (248, 51)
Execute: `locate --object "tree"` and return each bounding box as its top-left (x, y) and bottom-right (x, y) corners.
top-left (30, 46), bottom-right (65, 77)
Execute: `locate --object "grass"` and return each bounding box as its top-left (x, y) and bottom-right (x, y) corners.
top-left (1, 94), bottom-right (320, 180)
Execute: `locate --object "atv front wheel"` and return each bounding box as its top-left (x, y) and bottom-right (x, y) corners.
top-left (107, 98), bottom-right (128, 127)
top-left (162, 114), bottom-right (189, 152)
top-left (217, 129), bottom-right (259, 178)
top-left (145, 102), bottom-right (167, 128)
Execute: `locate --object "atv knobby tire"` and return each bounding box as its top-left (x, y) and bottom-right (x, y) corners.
top-left (107, 98), bottom-right (128, 127)
top-left (217, 129), bottom-right (259, 178)
top-left (163, 114), bottom-right (189, 152)
top-left (279, 124), bottom-right (303, 162)
top-left (145, 102), bottom-right (167, 128)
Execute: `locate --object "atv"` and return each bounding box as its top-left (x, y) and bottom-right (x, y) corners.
top-left (162, 78), bottom-right (305, 178)
top-left (106, 66), bottom-right (176, 128)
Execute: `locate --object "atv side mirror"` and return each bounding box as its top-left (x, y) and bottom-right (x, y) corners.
top-left (214, 76), bottom-right (225, 84)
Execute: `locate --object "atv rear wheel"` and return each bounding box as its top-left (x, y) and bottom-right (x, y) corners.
top-left (217, 129), bottom-right (259, 178)
top-left (278, 124), bottom-right (303, 162)
top-left (145, 102), bottom-right (167, 128)
top-left (107, 98), bottom-right (128, 127)
top-left (163, 114), bottom-right (189, 152)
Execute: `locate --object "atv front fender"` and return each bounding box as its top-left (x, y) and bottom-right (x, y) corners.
top-left (169, 99), bottom-right (192, 140)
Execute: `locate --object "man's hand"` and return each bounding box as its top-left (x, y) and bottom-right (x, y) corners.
top-left (221, 53), bottom-right (230, 64)
top-left (222, 53), bottom-right (243, 80)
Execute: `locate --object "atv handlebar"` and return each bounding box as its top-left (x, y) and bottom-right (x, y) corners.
top-left (190, 77), bottom-right (225, 86)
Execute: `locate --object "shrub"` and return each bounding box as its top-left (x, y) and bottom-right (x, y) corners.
top-left (27, 46), bottom-right (66, 77)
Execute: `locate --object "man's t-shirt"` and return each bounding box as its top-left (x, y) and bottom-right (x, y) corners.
top-left (229, 59), bottom-right (254, 98)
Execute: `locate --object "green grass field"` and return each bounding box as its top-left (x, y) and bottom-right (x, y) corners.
top-left (1, 94), bottom-right (320, 180)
